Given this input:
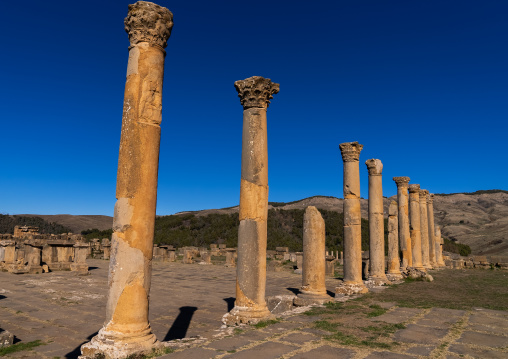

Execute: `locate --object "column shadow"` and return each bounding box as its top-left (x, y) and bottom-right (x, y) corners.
top-left (163, 306), bottom-right (197, 341)
top-left (64, 331), bottom-right (98, 359)
top-left (223, 297), bottom-right (235, 312)
top-left (286, 287), bottom-right (300, 295)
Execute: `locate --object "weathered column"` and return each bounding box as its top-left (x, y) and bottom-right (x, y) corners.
top-left (419, 189), bottom-right (431, 269)
top-left (435, 226), bottom-right (445, 266)
top-left (427, 193), bottom-right (437, 267)
top-left (336, 142), bottom-right (368, 296)
top-left (386, 200), bottom-right (403, 280)
top-left (295, 206), bottom-right (332, 306)
top-left (393, 177), bottom-right (411, 269)
top-left (81, 2), bottom-right (173, 358)
top-left (408, 184), bottom-right (424, 270)
top-left (224, 76), bottom-right (279, 325)
top-left (365, 159), bottom-right (389, 285)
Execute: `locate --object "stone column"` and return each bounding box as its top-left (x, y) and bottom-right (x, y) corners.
top-left (435, 226), bottom-right (445, 266)
top-left (419, 189), bottom-right (431, 269)
top-left (365, 159), bottom-right (389, 285)
top-left (427, 193), bottom-right (437, 267)
top-left (336, 142), bottom-right (368, 296)
top-left (224, 76), bottom-right (279, 325)
top-left (408, 184), bottom-right (424, 270)
top-left (295, 206), bottom-right (332, 306)
top-left (393, 177), bottom-right (411, 269)
top-left (386, 200), bottom-right (403, 280)
top-left (81, 2), bottom-right (173, 358)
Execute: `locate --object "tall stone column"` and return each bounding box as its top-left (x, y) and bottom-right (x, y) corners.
top-left (386, 200), bottom-right (403, 280)
top-left (336, 142), bottom-right (368, 296)
top-left (80, 2), bottom-right (173, 358)
top-left (393, 177), bottom-right (411, 269)
top-left (224, 76), bottom-right (279, 325)
top-left (427, 193), bottom-right (437, 267)
top-left (408, 184), bottom-right (424, 270)
top-left (365, 159), bottom-right (389, 285)
top-left (294, 206), bottom-right (332, 306)
top-left (419, 189), bottom-right (431, 269)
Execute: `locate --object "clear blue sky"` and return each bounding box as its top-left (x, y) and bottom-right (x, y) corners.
top-left (1, 1), bottom-right (507, 216)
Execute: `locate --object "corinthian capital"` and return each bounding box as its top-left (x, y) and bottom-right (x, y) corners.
top-left (393, 176), bottom-right (410, 188)
top-left (408, 184), bottom-right (420, 193)
top-left (365, 159), bottom-right (383, 176)
top-left (125, 1), bottom-right (173, 49)
top-left (419, 189), bottom-right (429, 201)
top-left (339, 142), bottom-right (363, 162)
top-left (234, 76), bottom-right (280, 109)
top-left (427, 193), bottom-right (434, 204)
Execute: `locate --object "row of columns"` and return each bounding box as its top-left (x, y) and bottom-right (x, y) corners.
top-left (79, 2), bottom-right (445, 357)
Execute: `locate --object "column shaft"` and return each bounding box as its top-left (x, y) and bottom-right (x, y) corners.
top-left (409, 184), bottom-right (424, 270)
top-left (366, 159), bottom-right (388, 283)
top-left (419, 190), bottom-right (431, 269)
top-left (387, 200), bottom-right (402, 278)
top-left (427, 194), bottom-right (437, 266)
top-left (393, 177), bottom-right (411, 269)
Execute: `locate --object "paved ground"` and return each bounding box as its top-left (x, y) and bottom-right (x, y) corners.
top-left (1, 260), bottom-right (507, 358)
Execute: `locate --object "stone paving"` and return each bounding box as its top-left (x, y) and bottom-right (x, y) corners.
top-left (0, 260), bottom-right (507, 358)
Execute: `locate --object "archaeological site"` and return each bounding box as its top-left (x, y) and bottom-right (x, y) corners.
top-left (1, 1), bottom-right (507, 359)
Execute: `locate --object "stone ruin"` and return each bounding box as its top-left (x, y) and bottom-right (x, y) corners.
top-left (0, 226), bottom-right (89, 275)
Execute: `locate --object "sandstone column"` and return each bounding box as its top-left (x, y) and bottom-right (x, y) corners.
top-left (408, 184), bottom-right (424, 270)
top-left (393, 177), bottom-right (411, 269)
top-left (336, 142), bottom-right (368, 296)
top-left (224, 76), bottom-right (279, 325)
top-left (81, 2), bottom-right (173, 358)
top-left (427, 193), bottom-right (437, 267)
top-left (295, 206), bottom-right (332, 306)
top-left (387, 200), bottom-right (403, 280)
top-left (365, 159), bottom-right (389, 285)
top-left (419, 189), bottom-right (431, 269)
top-left (435, 226), bottom-right (445, 266)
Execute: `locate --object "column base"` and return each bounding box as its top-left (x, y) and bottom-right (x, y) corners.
top-left (70, 263), bottom-right (89, 275)
top-left (386, 272), bottom-right (404, 281)
top-left (366, 275), bottom-right (392, 286)
top-left (79, 327), bottom-right (157, 359)
top-left (222, 304), bottom-right (273, 326)
top-left (294, 291), bottom-right (333, 307)
top-left (335, 281), bottom-right (368, 300)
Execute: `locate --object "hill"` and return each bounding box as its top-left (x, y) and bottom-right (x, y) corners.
top-left (14, 214), bottom-right (113, 234)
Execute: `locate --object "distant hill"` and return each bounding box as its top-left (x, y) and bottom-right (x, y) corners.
top-left (15, 214), bottom-right (113, 234)
top-left (0, 214), bottom-right (72, 235)
top-left (13, 190), bottom-right (508, 256)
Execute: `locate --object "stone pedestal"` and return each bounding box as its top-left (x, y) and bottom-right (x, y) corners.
top-left (393, 177), bottom-right (411, 269)
top-left (336, 142), bottom-right (368, 297)
top-left (224, 76), bottom-right (279, 325)
top-left (427, 193), bottom-right (437, 267)
top-left (435, 226), bottom-right (445, 267)
top-left (295, 206), bottom-right (332, 306)
top-left (419, 189), bottom-right (431, 269)
top-left (386, 200), bottom-right (403, 280)
top-left (71, 242), bottom-right (89, 275)
top-left (408, 184), bottom-right (425, 271)
top-left (365, 159), bottom-right (389, 285)
top-left (80, 3), bottom-right (173, 358)
top-left (25, 243), bottom-right (43, 274)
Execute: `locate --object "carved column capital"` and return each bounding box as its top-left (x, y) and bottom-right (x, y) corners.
top-left (427, 193), bottom-right (434, 204)
top-left (419, 189), bottom-right (429, 202)
top-left (234, 76), bottom-right (280, 109)
top-left (393, 176), bottom-right (410, 188)
top-left (365, 159), bottom-right (383, 176)
top-left (339, 142), bottom-right (363, 162)
top-left (408, 184), bottom-right (420, 193)
top-left (124, 1), bottom-right (173, 49)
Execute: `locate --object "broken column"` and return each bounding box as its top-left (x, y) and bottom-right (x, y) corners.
top-left (427, 193), bottom-right (437, 267)
top-left (408, 184), bottom-right (424, 270)
top-left (80, 2), bottom-right (173, 358)
top-left (365, 159), bottom-right (389, 285)
top-left (419, 189), bottom-right (431, 269)
top-left (336, 142), bottom-right (368, 296)
top-left (386, 200), bottom-right (403, 280)
top-left (393, 177), bottom-right (411, 269)
top-left (295, 206), bottom-right (332, 306)
top-left (435, 226), bottom-right (446, 267)
top-left (224, 76), bottom-right (279, 325)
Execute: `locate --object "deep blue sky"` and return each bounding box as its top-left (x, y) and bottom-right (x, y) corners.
top-left (1, 1), bottom-right (507, 216)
